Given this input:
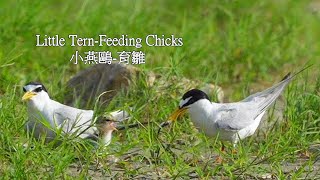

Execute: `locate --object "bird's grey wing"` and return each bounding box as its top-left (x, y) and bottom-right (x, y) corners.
top-left (242, 65), bottom-right (311, 118)
top-left (241, 73), bottom-right (292, 119)
top-left (216, 73), bottom-right (292, 131)
top-left (216, 66), bottom-right (311, 131)
top-left (215, 104), bottom-right (259, 131)
top-left (53, 107), bottom-right (96, 135)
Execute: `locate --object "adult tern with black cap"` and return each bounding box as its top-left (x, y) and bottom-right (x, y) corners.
top-left (161, 66), bottom-right (311, 146)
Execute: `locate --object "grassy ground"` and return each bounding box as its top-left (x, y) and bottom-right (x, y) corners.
top-left (0, 0), bottom-right (320, 179)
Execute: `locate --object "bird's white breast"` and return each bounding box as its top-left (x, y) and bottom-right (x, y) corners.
top-left (188, 100), bottom-right (219, 137)
top-left (26, 102), bottom-right (57, 141)
top-left (102, 131), bottom-right (113, 146)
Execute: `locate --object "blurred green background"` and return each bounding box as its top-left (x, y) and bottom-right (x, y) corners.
top-left (1, 0), bottom-right (319, 96)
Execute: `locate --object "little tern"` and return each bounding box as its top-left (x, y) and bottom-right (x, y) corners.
top-left (22, 82), bottom-right (125, 145)
top-left (162, 67), bottom-right (310, 145)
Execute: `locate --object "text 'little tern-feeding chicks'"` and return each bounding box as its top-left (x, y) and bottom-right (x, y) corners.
top-left (162, 67), bottom-right (310, 146)
top-left (22, 82), bottom-right (98, 143)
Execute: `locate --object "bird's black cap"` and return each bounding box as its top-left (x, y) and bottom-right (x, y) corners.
top-left (180, 89), bottom-right (210, 108)
top-left (23, 82), bottom-right (48, 93)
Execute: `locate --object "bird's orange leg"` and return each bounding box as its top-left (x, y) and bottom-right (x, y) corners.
top-left (215, 143), bottom-right (225, 164)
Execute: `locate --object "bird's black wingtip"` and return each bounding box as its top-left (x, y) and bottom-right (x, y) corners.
top-left (280, 64), bottom-right (313, 82)
top-left (280, 72), bottom-right (291, 81)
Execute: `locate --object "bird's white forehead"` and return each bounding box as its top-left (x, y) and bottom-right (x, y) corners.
top-left (24, 84), bottom-right (42, 91)
top-left (179, 97), bottom-right (192, 108)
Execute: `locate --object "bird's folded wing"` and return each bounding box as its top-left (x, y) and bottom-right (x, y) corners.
top-left (215, 75), bottom-right (290, 131)
top-left (54, 106), bottom-right (96, 135)
top-left (215, 103), bottom-right (260, 131)
top-left (215, 65), bottom-right (311, 132)
top-left (216, 73), bottom-right (293, 131)
top-left (241, 73), bottom-right (292, 119)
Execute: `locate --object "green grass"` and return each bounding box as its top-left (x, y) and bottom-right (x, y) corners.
top-left (1, 0), bottom-right (320, 179)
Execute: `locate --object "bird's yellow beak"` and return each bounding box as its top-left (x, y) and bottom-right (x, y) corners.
top-left (22, 91), bottom-right (36, 101)
top-left (168, 107), bottom-right (187, 122)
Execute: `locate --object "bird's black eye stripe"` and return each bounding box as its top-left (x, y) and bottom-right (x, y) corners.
top-left (33, 87), bottom-right (42, 92)
top-left (23, 87), bottom-right (26, 92)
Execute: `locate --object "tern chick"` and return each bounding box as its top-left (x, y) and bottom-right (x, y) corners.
top-left (97, 121), bottom-right (118, 146)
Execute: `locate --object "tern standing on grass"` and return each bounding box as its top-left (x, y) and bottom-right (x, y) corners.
top-left (163, 66), bottom-right (311, 147)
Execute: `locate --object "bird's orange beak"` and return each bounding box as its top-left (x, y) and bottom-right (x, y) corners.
top-left (168, 107), bottom-right (187, 122)
top-left (22, 91), bottom-right (36, 101)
